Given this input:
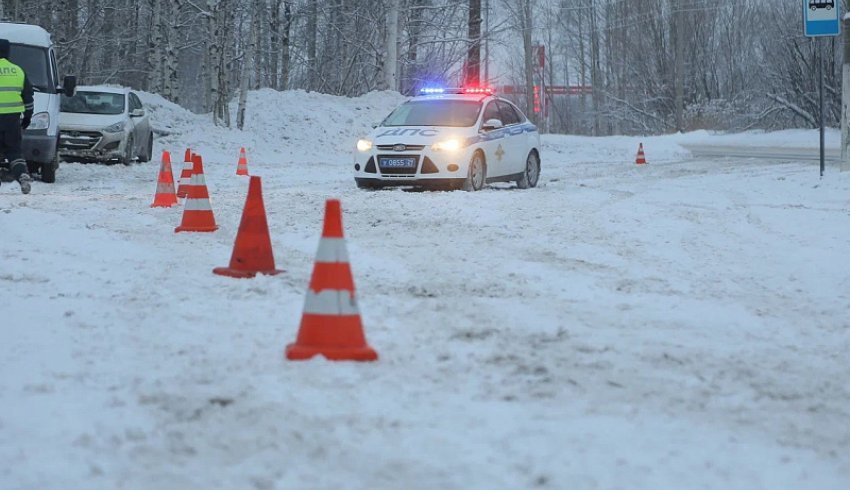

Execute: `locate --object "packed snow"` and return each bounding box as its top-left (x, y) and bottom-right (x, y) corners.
top-left (1, 89), bottom-right (849, 489)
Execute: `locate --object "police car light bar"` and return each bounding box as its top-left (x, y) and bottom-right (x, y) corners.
top-left (418, 87), bottom-right (494, 95)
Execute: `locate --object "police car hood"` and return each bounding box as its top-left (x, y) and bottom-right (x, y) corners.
top-left (59, 111), bottom-right (125, 130)
top-left (371, 126), bottom-right (469, 145)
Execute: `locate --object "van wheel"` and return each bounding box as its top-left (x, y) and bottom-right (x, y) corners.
top-left (37, 150), bottom-right (58, 183)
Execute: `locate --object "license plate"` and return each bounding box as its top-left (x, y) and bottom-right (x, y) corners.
top-left (379, 157), bottom-right (416, 168)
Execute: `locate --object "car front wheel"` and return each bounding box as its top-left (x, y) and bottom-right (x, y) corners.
top-left (516, 151), bottom-right (540, 189)
top-left (120, 135), bottom-right (134, 166)
top-left (463, 152), bottom-right (486, 191)
top-left (139, 132), bottom-right (153, 162)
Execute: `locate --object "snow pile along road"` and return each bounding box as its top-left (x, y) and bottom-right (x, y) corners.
top-left (1, 90), bottom-right (849, 490)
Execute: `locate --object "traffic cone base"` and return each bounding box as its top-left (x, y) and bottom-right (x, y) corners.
top-left (213, 266), bottom-right (282, 278)
top-left (285, 199), bottom-right (377, 362)
top-left (213, 176), bottom-right (282, 278)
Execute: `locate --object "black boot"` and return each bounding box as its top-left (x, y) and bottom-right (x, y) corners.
top-left (18, 173), bottom-right (31, 194)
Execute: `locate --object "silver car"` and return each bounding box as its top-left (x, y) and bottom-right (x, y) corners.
top-left (58, 86), bottom-right (153, 165)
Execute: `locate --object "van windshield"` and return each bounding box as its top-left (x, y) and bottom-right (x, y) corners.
top-left (8, 44), bottom-right (53, 93)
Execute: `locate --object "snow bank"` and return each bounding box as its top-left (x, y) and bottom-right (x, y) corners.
top-left (673, 128), bottom-right (841, 149)
top-left (136, 89), bottom-right (406, 164)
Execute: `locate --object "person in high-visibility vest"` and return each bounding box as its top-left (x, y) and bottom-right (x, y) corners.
top-left (0, 38), bottom-right (35, 194)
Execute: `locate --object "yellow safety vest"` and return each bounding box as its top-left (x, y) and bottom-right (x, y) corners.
top-left (0, 58), bottom-right (25, 115)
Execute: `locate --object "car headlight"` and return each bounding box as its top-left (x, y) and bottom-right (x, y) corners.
top-left (432, 138), bottom-right (463, 152)
top-left (28, 112), bottom-right (50, 130)
top-left (103, 121), bottom-right (125, 133)
top-left (356, 139), bottom-right (373, 152)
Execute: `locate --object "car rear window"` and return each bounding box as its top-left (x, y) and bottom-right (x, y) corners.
top-left (382, 100), bottom-right (482, 127)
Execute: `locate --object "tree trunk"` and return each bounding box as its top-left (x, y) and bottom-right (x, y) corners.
top-left (673, 0), bottom-right (685, 132)
top-left (306, 0), bottom-right (318, 91)
top-left (280, 1), bottom-right (292, 90)
top-left (385, 0), bottom-right (400, 91)
top-left (466, 0), bottom-right (481, 86)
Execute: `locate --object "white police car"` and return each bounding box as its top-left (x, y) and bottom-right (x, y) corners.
top-left (354, 87), bottom-right (541, 191)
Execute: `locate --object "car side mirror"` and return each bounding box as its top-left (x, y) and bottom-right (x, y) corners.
top-left (130, 108), bottom-right (145, 118)
top-left (482, 118), bottom-right (504, 131)
top-left (371, 121), bottom-right (380, 129)
top-left (61, 75), bottom-right (77, 96)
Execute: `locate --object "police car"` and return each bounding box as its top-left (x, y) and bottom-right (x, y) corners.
top-left (353, 87), bottom-right (541, 191)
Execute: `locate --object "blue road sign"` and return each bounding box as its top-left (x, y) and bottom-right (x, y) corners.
top-left (803, 0), bottom-right (840, 37)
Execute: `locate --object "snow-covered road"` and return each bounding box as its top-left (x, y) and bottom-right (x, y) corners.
top-left (2, 91), bottom-right (849, 489)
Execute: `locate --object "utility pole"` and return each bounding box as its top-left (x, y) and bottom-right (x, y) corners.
top-left (842, 9), bottom-right (850, 172)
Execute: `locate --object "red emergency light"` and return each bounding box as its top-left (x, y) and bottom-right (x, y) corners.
top-left (463, 87), bottom-right (494, 95)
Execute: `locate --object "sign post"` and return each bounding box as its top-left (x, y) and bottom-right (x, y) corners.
top-left (803, 0), bottom-right (840, 177)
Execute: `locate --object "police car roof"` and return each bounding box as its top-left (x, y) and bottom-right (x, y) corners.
top-left (0, 23), bottom-right (52, 48)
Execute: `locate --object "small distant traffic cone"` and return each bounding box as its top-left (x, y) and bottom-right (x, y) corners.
top-left (236, 147), bottom-right (249, 176)
top-left (635, 143), bottom-right (648, 165)
top-left (213, 176), bottom-right (282, 278)
top-left (151, 150), bottom-right (178, 208)
top-left (176, 148), bottom-right (194, 197)
top-left (175, 154), bottom-right (219, 233)
top-left (285, 199), bottom-right (378, 362)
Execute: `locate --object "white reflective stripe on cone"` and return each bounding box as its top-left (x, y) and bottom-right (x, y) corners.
top-left (191, 174), bottom-right (207, 186)
top-left (156, 182), bottom-right (175, 193)
top-left (303, 289), bottom-right (360, 316)
top-left (184, 198), bottom-right (212, 211)
top-left (315, 238), bottom-right (350, 263)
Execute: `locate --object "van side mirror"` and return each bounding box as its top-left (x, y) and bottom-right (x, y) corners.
top-left (482, 118), bottom-right (504, 131)
top-left (130, 108), bottom-right (146, 118)
top-left (62, 76), bottom-right (77, 96)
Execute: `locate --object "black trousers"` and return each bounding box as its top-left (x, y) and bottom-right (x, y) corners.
top-left (0, 113), bottom-right (26, 178)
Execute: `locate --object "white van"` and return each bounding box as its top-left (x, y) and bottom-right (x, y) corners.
top-left (0, 22), bottom-right (76, 183)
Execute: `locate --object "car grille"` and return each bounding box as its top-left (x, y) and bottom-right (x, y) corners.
top-left (59, 130), bottom-right (103, 150)
top-left (376, 144), bottom-right (426, 152)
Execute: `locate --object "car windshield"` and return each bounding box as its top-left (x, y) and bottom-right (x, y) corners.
top-left (8, 44), bottom-right (52, 92)
top-left (382, 100), bottom-right (482, 127)
top-left (61, 91), bottom-right (126, 115)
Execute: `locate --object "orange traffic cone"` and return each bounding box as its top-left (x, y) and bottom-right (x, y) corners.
top-left (176, 148), bottom-right (194, 197)
top-left (213, 176), bottom-right (282, 278)
top-left (236, 147), bottom-right (249, 176)
top-left (635, 143), bottom-right (648, 165)
top-left (175, 154), bottom-right (219, 233)
top-left (285, 199), bottom-right (378, 361)
top-left (151, 150), bottom-right (178, 208)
